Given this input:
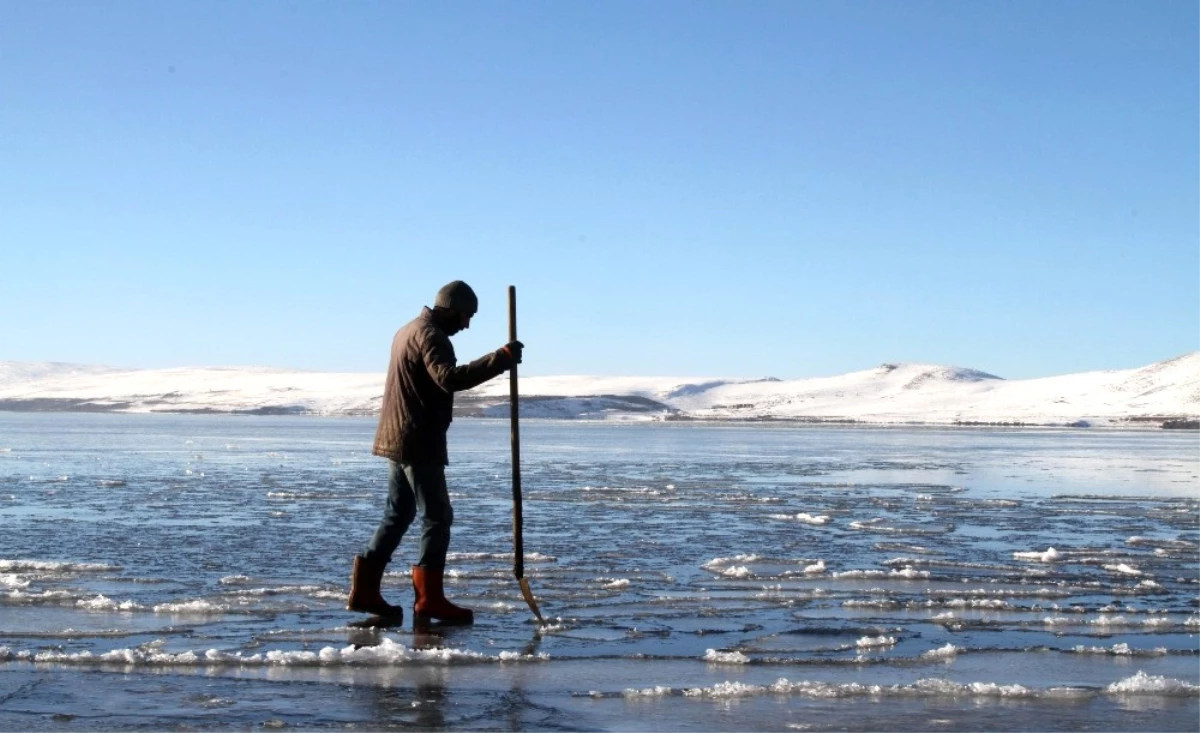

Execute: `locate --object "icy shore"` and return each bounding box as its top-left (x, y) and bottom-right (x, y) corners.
top-left (0, 353), bottom-right (1196, 428)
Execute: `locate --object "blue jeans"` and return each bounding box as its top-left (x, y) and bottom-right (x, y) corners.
top-left (363, 461), bottom-right (453, 568)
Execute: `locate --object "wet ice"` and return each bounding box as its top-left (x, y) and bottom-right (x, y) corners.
top-left (0, 414), bottom-right (1196, 731)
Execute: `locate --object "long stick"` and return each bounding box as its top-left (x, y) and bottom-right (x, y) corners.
top-left (509, 285), bottom-right (545, 624)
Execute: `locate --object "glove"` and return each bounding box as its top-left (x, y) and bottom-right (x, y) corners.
top-left (502, 340), bottom-right (524, 364)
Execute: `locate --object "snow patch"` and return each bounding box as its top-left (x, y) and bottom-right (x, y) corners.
top-left (856, 635), bottom-right (897, 649)
top-left (921, 644), bottom-right (961, 659)
top-left (1014, 547), bottom-right (1063, 563)
top-left (704, 649), bottom-right (751, 664)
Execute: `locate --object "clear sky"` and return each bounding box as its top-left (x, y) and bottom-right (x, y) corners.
top-left (2, 1), bottom-right (1196, 380)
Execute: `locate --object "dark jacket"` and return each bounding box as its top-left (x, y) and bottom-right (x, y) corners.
top-left (372, 307), bottom-right (512, 465)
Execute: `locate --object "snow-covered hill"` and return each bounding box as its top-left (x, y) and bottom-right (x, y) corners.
top-left (0, 353), bottom-right (1196, 428)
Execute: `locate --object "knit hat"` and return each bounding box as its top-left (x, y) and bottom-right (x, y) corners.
top-left (434, 280), bottom-right (478, 315)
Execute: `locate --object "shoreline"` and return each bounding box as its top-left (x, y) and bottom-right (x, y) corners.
top-left (0, 401), bottom-right (1195, 431)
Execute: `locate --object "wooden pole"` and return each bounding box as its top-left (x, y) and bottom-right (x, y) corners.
top-left (508, 285), bottom-right (544, 623)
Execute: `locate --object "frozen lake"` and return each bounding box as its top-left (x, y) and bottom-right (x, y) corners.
top-left (0, 413), bottom-right (1197, 731)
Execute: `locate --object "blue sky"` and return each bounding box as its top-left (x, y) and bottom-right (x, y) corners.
top-left (3, 1), bottom-right (1196, 380)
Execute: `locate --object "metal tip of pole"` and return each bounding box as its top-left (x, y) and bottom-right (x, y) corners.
top-left (519, 577), bottom-right (545, 625)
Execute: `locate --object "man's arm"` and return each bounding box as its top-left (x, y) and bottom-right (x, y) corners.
top-left (424, 331), bottom-right (518, 393)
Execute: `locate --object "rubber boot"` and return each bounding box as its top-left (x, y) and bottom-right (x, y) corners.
top-left (412, 565), bottom-right (474, 624)
top-left (347, 555), bottom-right (403, 618)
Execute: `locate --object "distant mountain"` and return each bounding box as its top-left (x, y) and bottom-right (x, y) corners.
top-left (0, 354), bottom-right (1196, 428)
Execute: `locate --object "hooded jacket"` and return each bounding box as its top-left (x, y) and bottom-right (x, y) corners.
top-left (372, 307), bottom-right (513, 465)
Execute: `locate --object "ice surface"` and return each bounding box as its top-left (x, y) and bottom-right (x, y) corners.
top-left (0, 415), bottom-right (1196, 731)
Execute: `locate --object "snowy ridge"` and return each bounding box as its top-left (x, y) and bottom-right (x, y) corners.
top-left (0, 353), bottom-right (1196, 427)
top-left (0, 361), bottom-right (124, 385)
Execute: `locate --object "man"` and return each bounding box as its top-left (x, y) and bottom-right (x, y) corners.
top-left (348, 280), bottom-right (522, 623)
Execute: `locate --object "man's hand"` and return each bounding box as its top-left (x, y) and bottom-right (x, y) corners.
top-left (502, 340), bottom-right (524, 364)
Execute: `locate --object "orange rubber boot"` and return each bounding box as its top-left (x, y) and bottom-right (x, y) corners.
top-left (412, 565), bottom-right (474, 624)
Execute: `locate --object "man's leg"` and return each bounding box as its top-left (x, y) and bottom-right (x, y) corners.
top-left (348, 461), bottom-right (416, 616)
top-left (406, 462), bottom-right (473, 623)
top-left (365, 461), bottom-right (419, 561)
top-left (406, 462), bottom-right (452, 567)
